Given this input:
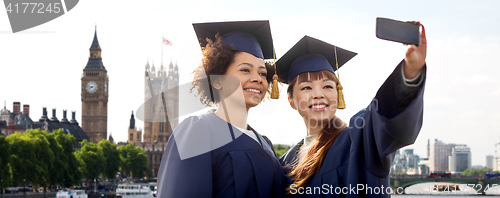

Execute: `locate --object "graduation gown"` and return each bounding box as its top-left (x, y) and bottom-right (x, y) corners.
top-left (280, 62), bottom-right (426, 198)
top-left (157, 112), bottom-right (285, 198)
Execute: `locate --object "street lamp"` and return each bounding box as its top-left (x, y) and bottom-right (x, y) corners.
top-left (1, 179), bottom-right (4, 198)
top-left (23, 179), bottom-right (26, 198)
top-left (43, 179), bottom-right (46, 198)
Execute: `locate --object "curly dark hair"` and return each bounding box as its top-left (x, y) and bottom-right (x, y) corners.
top-left (191, 34), bottom-right (276, 106)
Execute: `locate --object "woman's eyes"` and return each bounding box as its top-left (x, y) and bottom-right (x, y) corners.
top-left (240, 68), bottom-right (267, 77)
top-left (300, 85), bottom-right (334, 90)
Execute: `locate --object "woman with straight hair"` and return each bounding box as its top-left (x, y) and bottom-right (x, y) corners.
top-left (278, 22), bottom-right (427, 197)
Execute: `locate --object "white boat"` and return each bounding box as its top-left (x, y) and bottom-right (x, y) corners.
top-left (56, 189), bottom-right (88, 198)
top-left (116, 183), bottom-right (156, 198)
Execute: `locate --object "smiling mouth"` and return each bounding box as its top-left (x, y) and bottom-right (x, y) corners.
top-left (309, 104), bottom-right (328, 111)
top-left (244, 88), bottom-right (261, 95)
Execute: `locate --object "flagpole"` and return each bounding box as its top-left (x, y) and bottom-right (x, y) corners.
top-left (161, 34), bottom-right (163, 66)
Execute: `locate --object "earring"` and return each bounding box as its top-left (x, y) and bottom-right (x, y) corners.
top-left (213, 84), bottom-right (221, 90)
top-left (213, 80), bottom-right (222, 90)
top-left (288, 98), bottom-right (296, 110)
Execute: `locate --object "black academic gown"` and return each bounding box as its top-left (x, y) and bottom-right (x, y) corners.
top-left (280, 62), bottom-right (426, 198)
top-left (157, 112), bottom-right (285, 198)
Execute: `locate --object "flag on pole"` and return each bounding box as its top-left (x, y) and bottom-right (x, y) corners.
top-left (163, 37), bottom-right (173, 46)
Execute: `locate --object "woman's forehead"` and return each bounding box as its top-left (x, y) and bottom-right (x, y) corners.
top-left (233, 52), bottom-right (265, 66)
top-left (296, 70), bottom-right (336, 83)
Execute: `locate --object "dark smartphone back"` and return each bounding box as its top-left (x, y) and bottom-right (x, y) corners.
top-left (376, 17), bottom-right (420, 45)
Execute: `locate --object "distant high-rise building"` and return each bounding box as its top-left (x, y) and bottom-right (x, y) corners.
top-left (390, 149), bottom-right (420, 175)
top-left (449, 145), bottom-right (471, 173)
top-left (418, 158), bottom-right (430, 175)
top-left (427, 139), bottom-right (430, 158)
top-left (486, 155), bottom-right (494, 169)
top-left (404, 149), bottom-right (419, 169)
top-left (430, 139), bottom-right (458, 172)
top-left (494, 157), bottom-right (499, 171)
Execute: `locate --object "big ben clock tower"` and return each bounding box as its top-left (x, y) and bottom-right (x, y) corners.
top-left (81, 28), bottom-right (109, 143)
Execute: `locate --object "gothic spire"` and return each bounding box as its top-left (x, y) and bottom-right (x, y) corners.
top-left (84, 26), bottom-right (106, 71)
top-left (130, 111), bottom-right (135, 129)
top-left (90, 26), bottom-right (101, 51)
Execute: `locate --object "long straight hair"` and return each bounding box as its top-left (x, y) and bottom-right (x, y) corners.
top-left (286, 70), bottom-right (348, 192)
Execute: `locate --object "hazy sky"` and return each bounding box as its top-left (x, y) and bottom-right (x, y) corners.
top-left (1, 0), bottom-right (500, 166)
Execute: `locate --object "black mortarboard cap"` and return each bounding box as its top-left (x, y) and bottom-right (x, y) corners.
top-left (193, 20), bottom-right (274, 59)
top-left (276, 36), bottom-right (357, 84)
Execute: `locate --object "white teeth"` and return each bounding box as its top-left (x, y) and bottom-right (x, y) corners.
top-left (311, 105), bottom-right (326, 109)
top-left (245, 89), bottom-right (261, 93)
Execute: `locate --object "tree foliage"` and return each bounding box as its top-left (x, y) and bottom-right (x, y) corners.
top-left (0, 135), bottom-right (10, 187)
top-left (75, 140), bottom-right (105, 182)
top-left (98, 140), bottom-right (120, 179)
top-left (46, 129), bottom-right (66, 186)
top-left (53, 129), bottom-right (83, 187)
top-left (119, 143), bottom-right (148, 178)
top-left (461, 167), bottom-right (492, 176)
top-left (274, 144), bottom-right (291, 158)
top-left (393, 172), bottom-right (407, 175)
top-left (2, 129), bottom-right (150, 187)
top-left (7, 129), bottom-right (54, 186)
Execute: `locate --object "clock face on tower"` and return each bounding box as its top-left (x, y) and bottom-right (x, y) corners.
top-left (86, 81), bottom-right (98, 93)
top-left (105, 82), bottom-right (108, 94)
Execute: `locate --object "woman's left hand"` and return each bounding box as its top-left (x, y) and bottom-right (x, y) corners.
top-left (404, 21), bottom-right (427, 79)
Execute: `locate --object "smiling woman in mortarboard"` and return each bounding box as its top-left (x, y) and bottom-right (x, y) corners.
top-left (156, 20), bottom-right (285, 198)
top-left (278, 23), bottom-right (427, 197)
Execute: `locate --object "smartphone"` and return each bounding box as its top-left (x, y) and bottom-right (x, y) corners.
top-left (376, 17), bottom-right (420, 46)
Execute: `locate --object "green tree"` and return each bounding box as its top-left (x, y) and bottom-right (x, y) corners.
top-left (53, 129), bottom-right (83, 187)
top-left (98, 140), bottom-right (120, 179)
top-left (393, 172), bottom-right (407, 175)
top-left (0, 135), bottom-right (11, 188)
top-left (74, 152), bottom-right (87, 183)
top-left (46, 129), bottom-right (66, 186)
top-left (7, 129), bottom-right (54, 187)
top-left (119, 143), bottom-right (148, 178)
top-left (274, 144), bottom-right (291, 158)
top-left (75, 140), bottom-right (105, 184)
top-left (462, 167), bottom-right (492, 176)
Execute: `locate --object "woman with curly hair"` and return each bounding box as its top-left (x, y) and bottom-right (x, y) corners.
top-left (156, 20), bottom-right (284, 198)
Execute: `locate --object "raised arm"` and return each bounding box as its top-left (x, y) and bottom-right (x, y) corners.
top-left (349, 22), bottom-right (427, 177)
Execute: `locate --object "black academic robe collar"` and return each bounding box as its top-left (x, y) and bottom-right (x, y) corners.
top-left (279, 138), bottom-right (304, 166)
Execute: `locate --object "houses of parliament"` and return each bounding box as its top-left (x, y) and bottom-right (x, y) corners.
top-left (126, 59), bottom-right (180, 177)
top-left (81, 28), bottom-right (179, 177)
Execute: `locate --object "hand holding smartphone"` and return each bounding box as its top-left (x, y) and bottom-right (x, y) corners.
top-left (376, 17), bottom-right (420, 46)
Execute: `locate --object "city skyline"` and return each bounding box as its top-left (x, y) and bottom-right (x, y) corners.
top-left (2, 0), bottom-right (500, 166)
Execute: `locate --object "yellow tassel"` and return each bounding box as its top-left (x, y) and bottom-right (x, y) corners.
top-left (271, 74), bottom-right (279, 99)
top-left (337, 83), bottom-right (346, 109)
